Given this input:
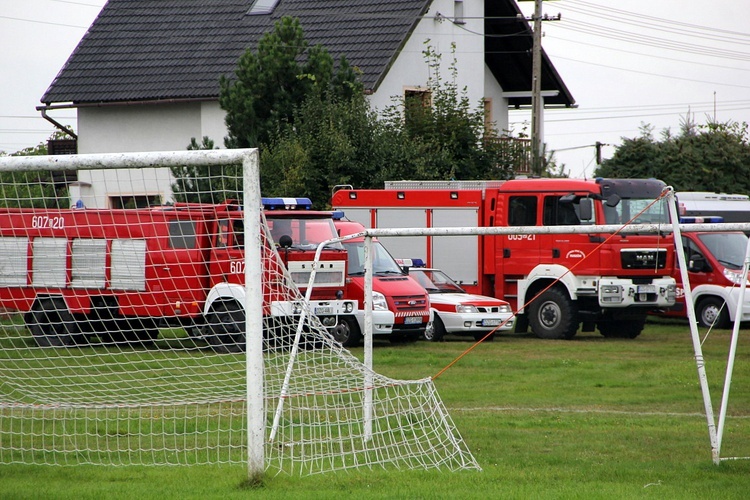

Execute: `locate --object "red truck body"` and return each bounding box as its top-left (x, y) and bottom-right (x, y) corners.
top-left (0, 199), bottom-right (356, 351)
top-left (332, 178), bottom-right (677, 339)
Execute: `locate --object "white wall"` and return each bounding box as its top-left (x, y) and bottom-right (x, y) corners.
top-left (368, 0), bottom-right (509, 135)
top-left (76, 101), bottom-right (228, 207)
top-left (72, 0), bottom-right (514, 207)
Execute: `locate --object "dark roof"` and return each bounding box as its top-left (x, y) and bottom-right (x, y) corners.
top-left (41, 0), bottom-right (574, 108)
top-left (485, 2), bottom-right (574, 107)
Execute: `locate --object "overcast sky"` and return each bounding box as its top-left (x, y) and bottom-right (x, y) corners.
top-left (2, 0), bottom-right (749, 180)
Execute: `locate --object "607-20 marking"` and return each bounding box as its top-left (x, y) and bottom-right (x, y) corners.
top-left (31, 216), bottom-right (65, 229)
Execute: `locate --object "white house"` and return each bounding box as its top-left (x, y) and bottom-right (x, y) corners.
top-left (40, 0), bottom-right (574, 208)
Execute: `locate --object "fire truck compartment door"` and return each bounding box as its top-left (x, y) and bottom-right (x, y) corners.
top-left (431, 208), bottom-right (479, 286)
top-left (32, 238), bottom-right (67, 288)
top-left (375, 208), bottom-right (428, 264)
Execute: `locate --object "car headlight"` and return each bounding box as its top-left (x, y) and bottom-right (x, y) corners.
top-left (372, 291), bottom-right (388, 311)
top-left (498, 304), bottom-right (512, 313)
top-left (723, 268), bottom-right (746, 285)
top-left (456, 304), bottom-right (478, 314)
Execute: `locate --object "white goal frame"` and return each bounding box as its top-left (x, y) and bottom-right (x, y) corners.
top-left (0, 149), bottom-right (265, 477)
top-left (354, 188), bottom-right (750, 465)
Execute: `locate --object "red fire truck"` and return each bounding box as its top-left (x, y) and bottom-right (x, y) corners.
top-left (332, 178), bottom-right (677, 339)
top-left (333, 217), bottom-right (431, 346)
top-left (0, 198), bottom-right (356, 352)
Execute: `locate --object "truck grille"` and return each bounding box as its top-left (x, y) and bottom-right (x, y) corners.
top-left (392, 295), bottom-right (428, 311)
top-left (620, 248), bottom-right (667, 269)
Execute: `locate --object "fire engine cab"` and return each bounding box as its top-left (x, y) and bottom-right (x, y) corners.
top-left (332, 178), bottom-right (677, 340)
top-left (0, 198), bottom-right (356, 351)
top-left (659, 216), bottom-right (750, 328)
top-left (333, 217), bottom-right (431, 346)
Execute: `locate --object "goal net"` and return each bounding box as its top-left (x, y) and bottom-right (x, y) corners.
top-left (0, 150), bottom-right (479, 475)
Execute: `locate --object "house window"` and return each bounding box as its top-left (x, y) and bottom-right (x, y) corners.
top-left (110, 194), bottom-right (161, 209)
top-left (247, 0), bottom-right (280, 15)
top-left (454, 1), bottom-right (466, 25)
top-left (404, 88), bottom-right (432, 127)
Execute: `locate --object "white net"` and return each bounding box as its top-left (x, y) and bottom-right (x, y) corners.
top-left (0, 151), bottom-right (479, 475)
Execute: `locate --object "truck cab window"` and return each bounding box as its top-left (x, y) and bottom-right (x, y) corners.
top-left (543, 196), bottom-right (580, 226)
top-left (508, 196), bottom-right (537, 226)
top-left (232, 219), bottom-right (244, 250)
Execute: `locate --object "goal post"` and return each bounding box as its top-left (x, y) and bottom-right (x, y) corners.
top-left (0, 149), bottom-right (480, 476)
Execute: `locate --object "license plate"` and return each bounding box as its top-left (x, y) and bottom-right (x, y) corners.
top-left (481, 319), bottom-right (501, 327)
top-left (404, 316), bottom-right (422, 325)
top-left (637, 285), bottom-right (656, 294)
top-left (315, 306), bottom-right (333, 315)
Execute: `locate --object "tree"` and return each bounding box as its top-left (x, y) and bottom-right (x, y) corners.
top-left (0, 131), bottom-right (70, 208)
top-left (219, 16), bottom-right (362, 149)
top-left (595, 117), bottom-right (750, 192)
top-left (170, 136), bottom-right (242, 204)
top-left (379, 41), bottom-right (517, 181)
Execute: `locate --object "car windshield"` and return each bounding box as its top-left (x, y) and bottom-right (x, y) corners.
top-left (698, 232), bottom-right (748, 270)
top-left (603, 197), bottom-right (671, 225)
top-left (267, 216), bottom-right (343, 250)
top-left (410, 269), bottom-right (465, 294)
top-left (343, 241), bottom-right (404, 275)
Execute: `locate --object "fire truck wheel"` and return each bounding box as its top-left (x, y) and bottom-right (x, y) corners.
top-left (205, 302), bottom-right (245, 353)
top-left (28, 298), bottom-right (85, 347)
top-left (124, 318), bottom-right (160, 345)
top-left (331, 316), bottom-right (361, 347)
top-left (423, 316), bottom-right (446, 342)
top-left (527, 288), bottom-right (578, 340)
top-left (596, 316), bottom-right (646, 339)
top-left (696, 297), bottom-right (730, 329)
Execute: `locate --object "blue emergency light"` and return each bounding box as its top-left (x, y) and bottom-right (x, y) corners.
top-left (262, 197), bottom-right (312, 211)
top-left (395, 258), bottom-right (426, 268)
top-left (680, 216), bottom-right (724, 224)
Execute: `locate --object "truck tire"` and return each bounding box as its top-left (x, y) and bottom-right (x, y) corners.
top-left (124, 318), bottom-right (160, 345)
top-left (527, 288), bottom-right (578, 339)
top-left (423, 315), bottom-right (446, 342)
top-left (696, 297), bottom-right (731, 329)
top-left (27, 297), bottom-right (85, 347)
top-left (331, 316), bottom-right (361, 347)
top-left (597, 316), bottom-right (646, 339)
top-left (205, 302), bottom-right (245, 353)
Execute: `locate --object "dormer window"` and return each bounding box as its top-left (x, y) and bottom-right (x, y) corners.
top-left (247, 0), bottom-right (280, 15)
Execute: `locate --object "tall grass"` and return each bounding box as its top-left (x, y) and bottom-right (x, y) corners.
top-left (2, 319), bottom-right (750, 499)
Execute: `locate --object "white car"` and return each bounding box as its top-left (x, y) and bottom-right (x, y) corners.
top-left (408, 267), bottom-right (515, 341)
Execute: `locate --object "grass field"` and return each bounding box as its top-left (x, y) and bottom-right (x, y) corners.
top-left (3, 318), bottom-right (750, 499)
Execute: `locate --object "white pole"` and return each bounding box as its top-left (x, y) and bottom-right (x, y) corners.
top-left (716, 236), bottom-right (750, 454)
top-left (269, 239), bottom-right (327, 443)
top-left (364, 235), bottom-right (374, 441)
top-left (243, 150), bottom-right (265, 480)
top-left (667, 189), bottom-right (720, 464)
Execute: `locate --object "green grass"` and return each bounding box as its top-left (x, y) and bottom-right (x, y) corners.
top-left (3, 319), bottom-right (750, 499)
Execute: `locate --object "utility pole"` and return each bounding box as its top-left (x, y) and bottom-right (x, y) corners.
top-left (531, 0), bottom-right (543, 176)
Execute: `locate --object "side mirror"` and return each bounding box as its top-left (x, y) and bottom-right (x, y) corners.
top-left (578, 198), bottom-right (593, 221)
top-left (605, 194), bottom-right (621, 207)
top-left (279, 234), bottom-right (293, 249)
top-left (687, 254), bottom-right (708, 273)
